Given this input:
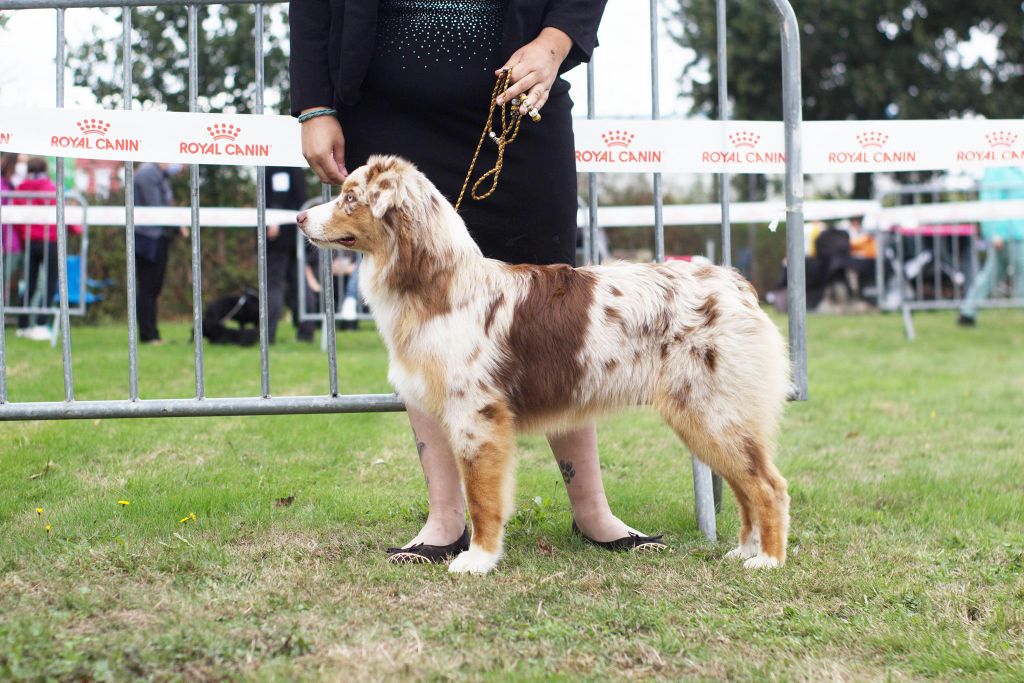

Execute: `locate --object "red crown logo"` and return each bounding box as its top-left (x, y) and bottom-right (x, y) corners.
top-left (728, 131), bottom-right (760, 149)
top-left (985, 131), bottom-right (1018, 148)
top-left (601, 129), bottom-right (634, 149)
top-left (856, 131), bottom-right (888, 149)
top-left (76, 118), bottom-right (110, 136)
top-left (207, 123), bottom-right (240, 141)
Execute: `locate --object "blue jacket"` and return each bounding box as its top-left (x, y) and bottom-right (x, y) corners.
top-left (980, 166), bottom-right (1024, 241)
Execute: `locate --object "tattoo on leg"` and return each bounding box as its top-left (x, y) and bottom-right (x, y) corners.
top-left (412, 430), bottom-right (428, 485)
top-left (559, 459), bottom-right (576, 486)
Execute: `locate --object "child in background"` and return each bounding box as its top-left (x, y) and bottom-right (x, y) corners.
top-left (1, 153), bottom-right (25, 312)
top-left (11, 157), bottom-right (82, 340)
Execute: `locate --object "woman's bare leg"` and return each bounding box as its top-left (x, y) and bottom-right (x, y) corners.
top-left (399, 405), bottom-right (467, 547)
top-left (400, 411), bottom-right (647, 547)
top-left (548, 423), bottom-right (648, 542)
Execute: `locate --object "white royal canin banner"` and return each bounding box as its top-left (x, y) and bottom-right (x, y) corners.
top-left (572, 119), bottom-right (1024, 174)
top-left (1, 107), bottom-right (1023, 174)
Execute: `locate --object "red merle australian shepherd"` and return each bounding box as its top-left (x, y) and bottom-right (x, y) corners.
top-left (297, 155), bottom-right (791, 575)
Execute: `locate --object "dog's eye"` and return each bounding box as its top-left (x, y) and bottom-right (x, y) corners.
top-left (344, 192), bottom-right (356, 203)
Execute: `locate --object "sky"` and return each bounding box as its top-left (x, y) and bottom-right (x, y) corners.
top-left (0, 1), bottom-right (692, 117)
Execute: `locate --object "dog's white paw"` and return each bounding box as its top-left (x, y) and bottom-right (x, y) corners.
top-left (724, 544), bottom-right (758, 561)
top-left (743, 554), bottom-right (781, 570)
top-left (725, 530), bottom-right (760, 561)
top-left (448, 547), bottom-right (500, 575)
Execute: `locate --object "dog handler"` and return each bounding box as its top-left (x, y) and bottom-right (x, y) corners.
top-left (290, 0), bottom-right (664, 563)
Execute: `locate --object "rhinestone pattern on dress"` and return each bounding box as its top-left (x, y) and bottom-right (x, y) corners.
top-left (376, 0), bottom-right (505, 71)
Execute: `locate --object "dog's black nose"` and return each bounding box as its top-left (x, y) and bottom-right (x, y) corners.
top-left (296, 210), bottom-right (308, 226)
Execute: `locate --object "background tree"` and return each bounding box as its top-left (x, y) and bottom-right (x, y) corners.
top-left (670, 0), bottom-right (1024, 198)
top-left (69, 5), bottom-right (308, 319)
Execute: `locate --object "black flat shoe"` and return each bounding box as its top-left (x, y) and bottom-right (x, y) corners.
top-left (572, 520), bottom-right (667, 553)
top-left (386, 527), bottom-right (470, 565)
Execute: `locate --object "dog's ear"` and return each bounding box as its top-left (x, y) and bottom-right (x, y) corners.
top-left (364, 155), bottom-right (409, 220)
top-left (366, 171), bottom-right (402, 219)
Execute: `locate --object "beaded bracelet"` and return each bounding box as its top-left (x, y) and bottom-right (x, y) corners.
top-left (297, 108), bottom-right (337, 123)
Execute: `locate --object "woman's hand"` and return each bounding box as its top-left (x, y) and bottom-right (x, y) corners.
top-left (300, 108), bottom-right (348, 185)
top-left (496, 27), bottom-right (573, 115)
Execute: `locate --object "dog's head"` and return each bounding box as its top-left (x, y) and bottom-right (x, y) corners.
top-left (296, 155), bottom-right (434, 254)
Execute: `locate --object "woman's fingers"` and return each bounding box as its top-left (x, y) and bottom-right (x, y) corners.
top-left (525, 84), bottom-right (549, 114)
top-left (306, 156), bottom-right (328, 184)
top-left (497, 70), bottom-right (540, 106)
top-left (310, 153), bottom-right (345, 186)
top-left (495, 49), bottom-right (524, 77)
top-left (304, 144), bottom-right (346, 185)
top-left (331, 142), bottom-right (349, 183)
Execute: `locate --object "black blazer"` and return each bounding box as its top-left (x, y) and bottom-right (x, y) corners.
top-left (289, 0), bottom-right (607, 115)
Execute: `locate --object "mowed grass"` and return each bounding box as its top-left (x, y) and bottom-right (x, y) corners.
top-left (1, 311), bottom-right (1022, 681)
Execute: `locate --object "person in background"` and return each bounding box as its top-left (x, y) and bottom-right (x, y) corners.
top-left (844, 217), bottom-right (878, 304)
top-left (133, 162), bottom-right (187, 344)
top-left (12, 157), bottom-right (81, 341)
top-left (958, 166), bottom-right (1024, 327)
top-left (337, 251), bottom-right (361, 332)
top-left (264, 165), bottom-right (317, 343)
top-left (1, 153), bottom-right (25, 312)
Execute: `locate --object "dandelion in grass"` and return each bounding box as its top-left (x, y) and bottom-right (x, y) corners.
top-left (179, 512), bottom-right (197, 524)
top-left (118, 500), bottom-right (130, 507)
top-left (36, 507), bottom-right (43, 515)
top-left (45, 524), bottom-right (51, 535)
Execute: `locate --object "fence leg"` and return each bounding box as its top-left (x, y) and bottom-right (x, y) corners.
top-left (902, 305), bottom-right (916, 341)
top-left (692, 456), bottom-right (717, 541)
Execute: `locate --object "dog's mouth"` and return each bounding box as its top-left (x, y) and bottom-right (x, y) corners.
top-left (328, 235), bottom-right (357, 248)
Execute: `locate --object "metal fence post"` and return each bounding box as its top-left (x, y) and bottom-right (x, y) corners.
top-left (710, 0), bottom-right (730, 514)
top-left (254, 2), bottom-right (271, 398)
top-left (55, 6), bottom-right (74, 401)
top-left (122, 6), bottom-right (140, 401)
top-left (585, 60), bottom-right (598, 266)
top-left (771, 0), bottom-right (807, 401)
top-left (716, 0), bottom-right (731, 269)
top-left (321, 183), bottom-right (339, 396)
top-left (188, 3), bottom-right (206, 399)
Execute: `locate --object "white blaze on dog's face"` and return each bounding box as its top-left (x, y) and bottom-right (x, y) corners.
top-left (296, 156), bottom-right (427, 254)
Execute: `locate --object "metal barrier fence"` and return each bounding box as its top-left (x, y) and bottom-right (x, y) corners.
top-left (0, 0), bottom-right (807, 543)
top-left (874, 181), bottom-right (1024, 340)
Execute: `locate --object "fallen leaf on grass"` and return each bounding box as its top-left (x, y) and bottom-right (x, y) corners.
top-left (536, 538), bottom-right (556, 555)
top-left (371, 459), bottom-right (385, 466)
top-left (28, 461), bottom-right (58, 480)
top-left (274, 495), bottom-right (295, 508)
top-left (845, 431), bottom-right (860, 439)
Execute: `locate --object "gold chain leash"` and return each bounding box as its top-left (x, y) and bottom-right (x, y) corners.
top-left (455, 68), bottom-right (535, 211)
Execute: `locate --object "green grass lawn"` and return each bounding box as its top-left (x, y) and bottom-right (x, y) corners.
top-left (1, 311), bottom-right (1022, 681)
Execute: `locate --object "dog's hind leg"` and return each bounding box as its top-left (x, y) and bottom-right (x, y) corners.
top-left (657, 402), bottom-right (789, 568)
top-left (446, 403), bottom-right (517, 575)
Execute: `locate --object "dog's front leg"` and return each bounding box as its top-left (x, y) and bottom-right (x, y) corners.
top-left (446, 404), bottom-right (516, 575)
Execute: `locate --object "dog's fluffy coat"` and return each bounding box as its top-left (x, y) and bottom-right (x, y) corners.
top-left (299, 156), bottom-right (791, 574)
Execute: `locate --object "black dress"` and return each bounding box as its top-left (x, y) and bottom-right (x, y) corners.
top-left (337, 0), bottom-right (578, 266)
